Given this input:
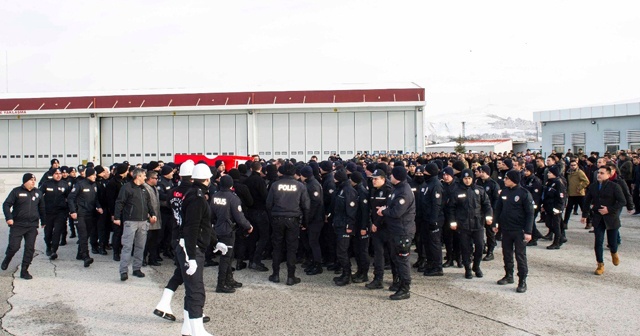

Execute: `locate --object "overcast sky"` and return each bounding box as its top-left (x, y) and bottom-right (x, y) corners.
top-left (2, 1), bottom-right (640, 122)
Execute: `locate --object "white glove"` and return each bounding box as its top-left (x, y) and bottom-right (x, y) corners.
top-left (213, 242), bottom-right (229, 255)
top-left (186, 259), bottom-right (197, 276)
top-left (553, 208), bottom-right (561, 215)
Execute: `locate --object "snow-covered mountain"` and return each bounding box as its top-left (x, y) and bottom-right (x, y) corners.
top-left (424, 111), bottom-right (538, 144)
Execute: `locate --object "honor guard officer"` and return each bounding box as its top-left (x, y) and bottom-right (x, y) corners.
top-left (68, 168), bottom-right (103, 268)
top-left (542, 165), bottom-right (566, 250)
top-left (366, 168), bottom-right (393, 290)
top-left (420, 163), bottom-right (445, 277)
top-left (376, 166), bottom-right (416, 300)
top-left (2, 173), bottom-right (45, 279)
top-left (266, 163), bottom-right (310, 286)
top-left (330, 169), bottom-right (358, 286)
top-left (40, 168), bottom-right (70, 260)
top-left (178, 163), bottom-right (227, 336)
top-left (299, 166), bottom-right (325, 276)
top-left (493, 170), bottom-right (534, 293)
top-left (475, 165), bottom-right (500, 261)
top-left (447, 169), bottom-right (493, 280)
top-left (210, 175), bottom-right (253, 293)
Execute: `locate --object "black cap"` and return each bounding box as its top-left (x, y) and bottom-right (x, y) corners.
top-left (148, 161), bottom-right (160, 171)
top-left (85, 167), bottom-right (96, 177)
top-left (50, 159), bottom-right (59, 165)
top-left (22, 173), bottom-right (35, 184)
top-left (371, 169), bottom-right (386, 178)
top-left (506, 170), bottom-right (521, 184)
top-left (219, 175), bottom-right (233, 190)
top-left (94, 165), bottom-right (105, 175)
top-left (161, 165), bottom-right (173, 176)
top-left (301, 166), bottom-right (313, 178)
top-left (334, 169), bottom-right (348, 183)
top-left (442, 167), bottom-right (454, 176)
top-left (319, 161), bottom-right (333, 172)
top-left (503, 158), bottom-right (514, 170)
top-left (116, 163), bottom-right (129, 175)
top-left (548, 165), bottom-right (560, 177)
top-left (391, 166), bottom-right (407, 181)
top-left (525, 164), bottom-right (535, 173)
top-left (424, 163), bottom-right (439, 176)
top-left (461, 169), bottom-right (473, 178)
top-left (350, 172), bottom-right (363, 184)
top-left (477, 165), bottom-right (491, 175)
top-left (452, 161), bottom-right (465, 172)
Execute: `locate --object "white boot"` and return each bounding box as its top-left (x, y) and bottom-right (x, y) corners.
top-left (154, 288), bottom-right (175, 321)
top-left (189, 317), bottom-right (213, 336)
top-left (181, 310), bottom-right (192, 336)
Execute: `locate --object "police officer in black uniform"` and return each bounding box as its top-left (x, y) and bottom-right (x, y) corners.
top-left (68, 168), bottom-right (102, 267)
top-left (319, 161), bottom-right (337, 271)
top-left (475, 165), bottom-right (500, 261)
top-left (2, 173), bottom-right (45, 279)
top-left (300, 166), bottom-right (325, 276)
top-left (329, 169), bottom-right (357, 286)
top-left (158, 165), bottom-right (176, 260)
top-left (420, 163), bottom-right (445, 276)
top-left (266, 163), bottom-right (310, 286)
top-left (411, 166), bottom-right (427, 271)
top-left (210, 175), bottom-right (253, 293)
top-left (493, 170), bottom-right (534, 293)
top-left (351, 172), bottom-right (371, 284)
top-left (523, 164), bottom-right (544, 246)
top-left (107, 163), bottom-right (129, 261)
top-left (447, 169), bottom-right (493, 279)
top-left (39, 159), bottom-right (59, 188)
top-left (245, 161), bottom-right (271, 272)
top-left (365, 169), bottom-right (393, 290)
top-left (93, 165), bottom-right (110, 255)
top-left (40, 168), bottom-right (70, 260)
top-left (377, 166), bottom-right (416, 300)
top-left (441, 167), bottom-right (462, 268)
top-left (542, 165), bottom-right (566, 250)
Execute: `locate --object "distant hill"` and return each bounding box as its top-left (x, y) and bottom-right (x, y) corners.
top-left (425, 112), bottom-right (538, 144)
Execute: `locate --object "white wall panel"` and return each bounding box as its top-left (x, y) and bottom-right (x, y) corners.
top-left (8, 120), bottom-right (21, 167)
top-left (354, 112), bottom-right (371, 155)
top-left (36, 119), bottom-right (50, 168)
top-left (127, 116), bottom-right (143, 164)
top-left (22, 119), bottom-right (36, 167)
top-left (338, 112), bottom-right (355, 157)
top-left (387, 112), bottom-right (404, 153)
top-left (143, 117), bottom-right (158, 161)
top-left (321, 113), bottom-right (337, 160)
top-left (603, 105), bottom-right (615, 117)
top-left (79, 118), bottom-right (90, 164)
top-left (256, 113), bottom-right (273, 157)
top-left (615, 104), bottom-right (628, 116)
top-left (305, 113), bottom-right (321, 159)
top-left (157, 116), bottom-right (173, 160)
top-left (62, 118), bottom-right (78, 167)
top-left (404, 111), bottom-right (416, 153)
top-left (591, 106), bottom-right (603, 118)
top-left (235, 114), bottom-right (248, 156)
top-left (0, 120), bottom-right (8, 168)
top-left (188, 115), bottom-right (205, 155)
top-left (272, 114), bottom-right (289, 158)
top-left (51, 119), bottom-right (65, 164)
top-left (112, 117), bottom-right (128, 163)
top-left (288, 113), bottom-right (305, 160)
top-left (100, 118), bottom-right (113, 166)
top-left (220, 115), bottom-right (236, 155)
top-left (371, 112), bottom-right (387, 153)
top-left (204, 115), bottom-right (220, 156)
top-left (580, 107), bottom-right (591, 119)
top-left (173, 116), bottom-right (189, 156)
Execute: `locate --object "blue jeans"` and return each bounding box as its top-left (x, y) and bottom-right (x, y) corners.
top-left (593, 222), bottom-right (618, 263)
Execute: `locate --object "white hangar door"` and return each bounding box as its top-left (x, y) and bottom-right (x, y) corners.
top-left (305, 113), bottom-right (321, 161)
top-left (288, 113), bottom-right (305, 161)
top-left (0, 120), bottom-right (8, 168)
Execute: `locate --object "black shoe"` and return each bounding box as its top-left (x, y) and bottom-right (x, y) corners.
top-left (482, 253), bottom-right (494, 261)
top-left (464, 268), bottom-right (473, 279)
top-left (236, 260), bottom-right (247, 271)
top-left (516, 279), bottom-right (527, 293)
top-left (423, 269), bottom-right (444, 276)
top-left (527, 240), bottom-right (538, 247)
top-left (365, 279), bottom-right (384, 289)
top-left (20, 270), bottom-right (33, 280)
top-left (573, 211), bottom-right (578, 215)
top-left (334, 274), bottom-right (351, 286)
top-left (286, 277), bottom-right (301, 286)
top-left (561, 236), bottom-right (568, 244)
top-left (105, 244), bottom-right (112, 250)
top-left (49, 253), bottom-right (58, 261)
top-left (412, 258), bottom-right (425, 268)
top-left (546, 244), bottom-right (560, 250)
top-left (132, 270), bottom-right (146, 278)
top-left (99, 247), bottom-right (108, 255)
top-left (204, 260), bottom-right (219, 267)
top-left (69, 233), bottom-right (77, 239)
top-left (352, 272), bottom-right (369, 284)
top-left (536, 219), bottom-right (545, 223)
top-left (120, 273), bottom-right (128, 281)
top-left (148, 261), bottom-right (161, 266)
top-left (389, 285), bottom-right (410, 300)
top-left (216, 284), bottom-right (236, 293)
top-left (203, 316), bottom-right (210, 323)
top-left (91, 247), bottom-right (99, 254)
top-left (305, 263), bottom-right (323, 276)
top-left (228, 279), bottom-right (243, 288)
top-left (542, 233), bottom-right (553, 241)
top-left (156, 255), bottom-right (163, 262)
top-left (442, 259), bottom-right (454, 268)
top-left (83, 258), bottom-right (94, 268)
top-left (326, 263), bottom-right (338, 271)
top-left (46, 248), bottom-right (52, 257)
top-left (113, 254), bottom-right (121, 262)
top-left (1, 258), bottom-right (10, 271)
top-left (268, 274), bottom-right (280, 283)
top-left (301, 260), bottom-right (313, 269)
top-left (389, 277), bottom-right (400, 291)
top-left (153, 309), bottom-right (176, 321)
top-left (497, 275), bottom-right (514, 285)
top-left (249, 262), bottom-right (269, 272)
top-left (456, 260), bottom-right (463, 268)
top-left (473, 265), bottom-right (483, 278)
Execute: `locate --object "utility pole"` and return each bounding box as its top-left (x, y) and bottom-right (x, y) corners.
top-left (461, 121), bottom-right (466, 138)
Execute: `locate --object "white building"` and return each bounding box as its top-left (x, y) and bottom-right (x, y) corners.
top-left (424, 139), bottom-right (513, 153)
top-left (0, 85), bottom-right (425, 169)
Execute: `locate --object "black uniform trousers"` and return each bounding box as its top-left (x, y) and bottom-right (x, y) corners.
top-left (415, 221), bottom-right (425, 259)
top-left (92, 211), bottom-right (111, 249)
top-left (145, 229), bottom-right (161, 263)
top-left (485, 224), bottom-right (497, 253)
top-left (44, 212), bottom-right (67, 252)
top-left (459, 228), bottom-right (484, 267)
top-left (335, 230), bottom-right (352, 273)
top-left (501, 230), bottom-right (528, 278)
top-left (5, 225), bottom-right (38, 267)
top-left (112, 221), bottom-right (124, 256)
top-left (248, 209), bottom-right (270, 265)
top-left (159, 210), bottom-right (174, 255)
top-left (306, 222), bottom-right (324, 263)
top-left (176, 245), bottom-right (206, 319)
top-left (76, 215), bottom-right (95, 259)
top-left (371, 229), bottom-right (391, 280)
top-left (320, 220), bottom-right (336, 264)
top-left (388, 234), bottom-right (411, 285)
top-left (531, 208), bottom-right (544, 239)
top-left (217, 233), bottom-right (235, 285)
top-left (563, 196), bottom-right (584, 224)
top-left (423, 224), bottom-right (443, 271)
top-left (442, 222), bottom-right (461, 261)
top-left (353, 230), bottom-right (370, 273)
top-left (545, 211), bottom-right (563, 244)
top-left (271, 217), bottom-right (300, 277)
top-left (165, 238), bottom-right (183, 291)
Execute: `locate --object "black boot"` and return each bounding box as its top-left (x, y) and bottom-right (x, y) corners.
top-left (46, 246), bottom-right (52, 257)
top-left (412, 257), bottom-right (425, 269)
top-left (547, 235), bottom-right (561, 250)
top-left (1, 257), bottom-right (11, 270)
top-left (227, 272), bottom-right (243, 288)
top-left (442, 258), bottom-right (454, 268)
top-left (516, 277), bottom-right (527, 293)
top-left (352, 271), bottom-right (369, 283)
top-left (84, 257), bottom-right (94, 268)
top-left (20, 264), bottom-right (32, 280)
top-left (464, 265), bottom-right (473, 279)
top-left (497, 272), bottom-right (514, 285)
top-left (113, 253), bottom-right (121, 261)
top-left (334, 270), bottom-right (352, 286)
top-left (389, 281), bottom-right (410, 300)
top-left (456, 257), bottom-right (463, 268)
top-left (389, 276), bottom-right (400, 291)
top-left (98, 245), bottom-right (108, 255)
top-left (482, 252), bottom-right (494, 261)
top-left (365, 278), bottom-right (383, 289)
top-left (472, 262), bottom-right (483, 278)
top-left (542, 232), bottom-right (553, 240)
top-left (216, 280), bottom-right (236, 293)
top-left (526, 240), bottom-right (538, 246)
top-left (235, 259), bottom-right (247, 271)
top-left (306, 262), bottom-right (323, 275)
top-left (423, 267), bottom-right (444, 276)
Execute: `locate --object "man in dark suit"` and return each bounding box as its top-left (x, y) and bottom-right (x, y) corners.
top-left (581, 165), bottom-right (626, 276)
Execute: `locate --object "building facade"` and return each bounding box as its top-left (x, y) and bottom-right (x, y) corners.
top-left (534, 101), bottom-right (640, 155)
top-left (0, 86), bottom-right (425, 169)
